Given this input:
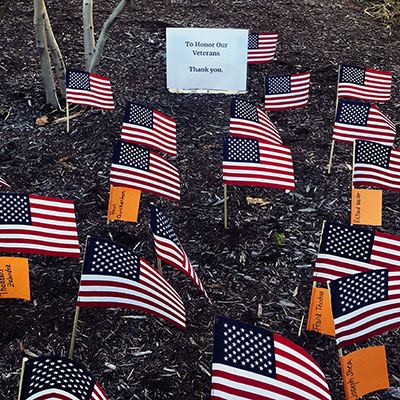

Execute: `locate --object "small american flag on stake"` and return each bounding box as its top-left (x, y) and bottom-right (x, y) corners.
top-left (66, 68), bottom-right (115, 110)
top-left (330, 268), bottom-right (400, 349)
top-left (110, 140), bottom-right (180, 202)
top-left (247, 33), bottom-right (278, 64)
top-left (150, 205), bottom-right (210, 303)
top-left (0, 193), bottom-right (80, 258)
top-left (337, 65), bottom-right (392, 102)
top-left (222, 137), bottom-right (295, 190)
top-left (211, 315), bottom-right (332, 400)
top-left (121, 102), bottom-right (177, 156)
top-left (265, 72), bottom-right (310, 110)
top-left (20, 355), bottom-right (108, 400)
top-left (77, 237), bottom-right (186, 330)
top-left (230, 98), bottom-right (282, 145)
top-left (353, 140), bottom-right (400, 192)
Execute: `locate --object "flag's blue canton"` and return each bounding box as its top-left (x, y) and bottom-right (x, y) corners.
top-left (340, 65), bottom-right (365, 85)
top-left (124, 102), bottom-right (153, 128)
top-left (66, 69), bottom-right (90, 91)
top-left (266, 75), bottom-right (291, 95)
top-left (248, 34), bottom-right (259, 49)
top-left (223, 137), bottom-right (260, 163)
top-left (24, 356), bottom-right (94, 397)
top-left (331, 269), bottom-right (388, 319)
top-left (113, 141), bottom-right (150, 171)
top-left (336, 100), bottom-right (370, 126)
top-left (150, 206), bottom-right (181, 247)
top-left (0, 193), bottom-right (31, 225)
top-left (231, 98), bottom-right (259, 122)
top-left (84, 238), bottom-right (140, 281)
top-left (355, 140), bottom-right (391, 169)
top-left (320, 222), bottom-right (374, 262)
top-left (213, 316), bottom-right (276, 378)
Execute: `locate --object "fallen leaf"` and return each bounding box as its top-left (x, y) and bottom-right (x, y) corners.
top-left (35, 115), bottom-right (48, 126)
top-left (246, 197), bottom-right (271, 206)
top-left (59, 155), bottom-right (71, 163)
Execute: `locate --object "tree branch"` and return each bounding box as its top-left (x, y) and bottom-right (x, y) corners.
top-left (83, 0), bottom-right (95, 71)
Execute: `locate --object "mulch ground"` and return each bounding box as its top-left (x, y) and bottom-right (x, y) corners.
top-left (1, 0), bottom-right (400, 399)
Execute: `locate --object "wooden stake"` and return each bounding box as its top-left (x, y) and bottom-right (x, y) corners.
top-left (157, 258), bottom-right (162, 274)
top-left (66, 102), bottom-right (70, 133)
top-left (297, 314), bottom-right (305, 337)
top-left (223, 184), bottom-right (228, 229)
top-left (68, 305), bottom-right (81, 359)
top-left (327, 141), bottom-right (335, 174)
top-left (17, 357), bottom-right (28, 400)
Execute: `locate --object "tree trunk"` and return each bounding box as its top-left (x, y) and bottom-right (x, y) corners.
top-left (34, 0), bottom-right (58, 108)
top-left (43, 1), bottom-right (66, 98)
top-left (89, 0), bottom-right (130, 74)
top-left (83, 0), bottom-right (95, 71)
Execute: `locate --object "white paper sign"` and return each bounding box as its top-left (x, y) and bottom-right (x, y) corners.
top-left (166, 28), bottom-right (248, 92)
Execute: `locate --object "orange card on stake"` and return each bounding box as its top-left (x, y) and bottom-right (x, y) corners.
top-left (107, 186), bottom-right (141, 222)
top-left (340, 346), bottom-right (389, 400)
top-left (306, 286), bottom-right (335, 337)
top-left (0, 257), bottom-right (30, 300)
top-left (351, 188), bottom-right (382, 226)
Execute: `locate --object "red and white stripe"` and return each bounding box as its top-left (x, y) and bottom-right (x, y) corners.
top-left (77, 257), bottom-right (186, 330)
top-left (223, 142), bottom-right (295, 191)
top-left (265, 72), bottom-right (310, 110)
top-left (66, 73), bottom-right (115, 110)
top-left (121, 110), bottom-right (177, 156)
top-left (211, 333), bottom-right (331, 400)
top-left (91, 382), bottom-right (109, 400)
top-left (247, 33), bottom-right (278, 64)
top-left (338, 67), bottom-right (392, 102)
top-left (0, 195), bottom-right (80, 257)
top-left (333, 104), bottom-right (395, 145)
top-left (230, 106), bottom-right (282, 145)
top-left (110, 150), bottom-right (180, 202)
top-left (354, 146), bottom-right (400, 191)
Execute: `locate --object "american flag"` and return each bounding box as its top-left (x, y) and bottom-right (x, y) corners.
top-left (0, 193), bottom-right (80, 258)
top-left (330, 268), bottom-right (400, 349)
top-left (66, 68), bottom-right (115, 110)
top-left (150, 206), bottom-right (210, 303)
top-left (337, 65), bottom-right (392, 102)
top-left (332, 99), bottom-right (395, 146)
top-left (230, 98), bottom-right (282, 145)
top-left (77, 237), bottom-right (186, 330)
top-left (0, 176), bottom-right (10, 188)
top-left (353, 140), bottom-right (400, 192)
top-left (222, 137), bottom-right (295, 190)
top-left (247, 33), bottom-right (278, 64)
top-left (211, 316), bottom-right (331, 400)
top-left (20, 355), bottom-right (108, 400)
top-left (265, 72), bottom-right (310, 110)
top-left (110, 140), bottom-right (180, 202)
top-left (121, 102), bottom-right (177, 156)
top-left (314, 221), bottom-right (400, 283)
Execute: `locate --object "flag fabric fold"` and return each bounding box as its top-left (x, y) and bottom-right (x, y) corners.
top-left (121, 102), bottom-right (177, 156)
top-left (353, 139), bottom-right (400, 192)
top-left (265, 72), bottom-right (310, 110)
top-left (77, 237), bottom-right (186, 330)
top-left (330, 268), bottom-right (400, 349)
top-left (247, 33), bottom-right (278, 64)
top-left (211, 315), bottom-right (331, 400)
top-left (0, 193), bottom-right (80, 258)
top-left (337, 65), bottom-right (392, 102)
top-left (222, 136), bottom-right (295, 190)
top-left (110, 140), bottom-right (180, 202)
top-left (66, 68), bottom-right (115, 110)
top-left (20, 355), bottom-right (108, 400)
top-left (313, 221), bottom-right (400, 283)
top-left (230, 98), bottom-right (282, 145)
top-left (150, 205), bottom-right (210, 303)
top-left (332, 99), bottom-right (395, 146)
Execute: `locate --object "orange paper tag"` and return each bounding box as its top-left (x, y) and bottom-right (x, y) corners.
top-left (306, 286), bottom-right (335, 336)
top-left (351, 188), bottom-right (382, 226)
top-left (107, 186), bottom-right (141, 222)
top-left (340, 346), bottom-right (389, 400)
top-left (0, 257), bottom-right (30, 300)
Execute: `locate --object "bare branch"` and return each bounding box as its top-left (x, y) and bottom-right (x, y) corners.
top-left (83, 0), bottom-right (95, 70)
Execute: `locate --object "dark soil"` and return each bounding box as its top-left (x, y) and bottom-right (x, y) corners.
top-left (1, 0), bottom-right (400, 399)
